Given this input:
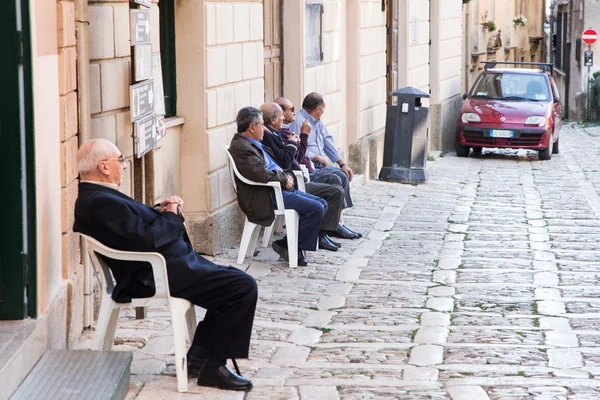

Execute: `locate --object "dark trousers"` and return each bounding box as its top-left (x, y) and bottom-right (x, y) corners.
top-left (172, 266), bottom-right (258, 360)
top-left (282, 189), bottom-right (326, 251)
top-left (310, 166), bottom-right (353, 208)
top-left (304, 182), bottom-right (344, 231)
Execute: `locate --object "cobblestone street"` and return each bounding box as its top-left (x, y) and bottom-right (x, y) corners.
top-left (80, 123), bottom-right (600, 399)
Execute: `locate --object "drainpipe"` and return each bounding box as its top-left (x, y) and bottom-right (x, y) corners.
top-left (75, 0), bottom-right (93, 327)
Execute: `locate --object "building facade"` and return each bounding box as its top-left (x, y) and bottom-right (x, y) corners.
top-left (550, 0), bottom-right (600, 121)
top-left (462, 0), bottom-right (547, 93)
top-left (0, 0), bottom-right (468, 397)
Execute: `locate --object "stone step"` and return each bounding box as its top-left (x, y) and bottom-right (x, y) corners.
top-left (10, 350), bottom-right (132, 400)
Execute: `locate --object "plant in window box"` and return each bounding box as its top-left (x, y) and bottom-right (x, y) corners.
top-left (512, 15), bottom-right (527, 27)
top-left (481, 20), bottom-right (496, 32)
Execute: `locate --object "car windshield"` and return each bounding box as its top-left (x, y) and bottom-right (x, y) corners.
top-left (470, 72), bottom-right (550, 101)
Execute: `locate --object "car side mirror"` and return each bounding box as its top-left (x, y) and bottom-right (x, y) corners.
top-left (462, 93), bottom-right (468, 100)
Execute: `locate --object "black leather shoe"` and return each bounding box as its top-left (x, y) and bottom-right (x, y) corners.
top-left (341, 224), bottom-right (363, 238)
top-left (197, 364), bottom-right (253, 391)
top-left (324, 234), bottom-right (341, 247)
top-left (272, 240), bottom-right (289, 261)
top-left (327, 224), bottom-right (359, 239)
top-left (298, 250), bottom-right (308, 266)
top-left (187, 354), bottom-right (205, 378)
top-left (319, 234), bottom-right (339, 252)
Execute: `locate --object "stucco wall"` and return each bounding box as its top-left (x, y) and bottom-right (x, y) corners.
top-left (179, 0), bottom-right (264, 254)
top-left (32, 0), bottom-right (66, 333)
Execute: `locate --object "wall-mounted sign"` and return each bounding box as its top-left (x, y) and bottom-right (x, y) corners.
top-left (130, 79), bottom-right (154, 122)
top-left (584, 50), bottom-right (594, 67)
top-left (156, 115), bottom-right (167, 142)
top-left (131, 0), bottom-right (151, 8)
top-left (133, 44), bottom-right (153, 81)
top-left (130, 9), bottom-right (151, 45)
top-left (133, 114), bottom-right (156, 158)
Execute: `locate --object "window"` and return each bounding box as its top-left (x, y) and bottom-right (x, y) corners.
top-left (159, 0), bottom-right (176, 117)
top-left (555, 11), bottom-right (568, 72)
top-left (305, 1), bottom-right (323, 68)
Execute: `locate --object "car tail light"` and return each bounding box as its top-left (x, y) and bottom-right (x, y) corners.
top-left (461, 113), bottom-right (481, 123)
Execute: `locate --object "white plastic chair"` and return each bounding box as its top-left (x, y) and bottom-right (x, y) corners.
top-left (80, 234), bottom-right (197, 393)
top-left (224, 145), bottom-right (300, 268)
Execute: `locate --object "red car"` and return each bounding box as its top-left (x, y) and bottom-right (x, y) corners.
top-left (456, 62), bottom-right (562, 160)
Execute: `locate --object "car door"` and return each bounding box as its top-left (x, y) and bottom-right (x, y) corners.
top-left (549, 77), bottom-right (562, 138)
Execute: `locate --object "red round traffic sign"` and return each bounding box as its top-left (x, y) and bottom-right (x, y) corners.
top-left (583, 28), bottom-right (598, 45)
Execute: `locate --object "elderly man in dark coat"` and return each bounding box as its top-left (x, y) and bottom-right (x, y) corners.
top-left (73, 138), bottom-right (256, 392)
top-left (228, 106), bottom-right (326, 266)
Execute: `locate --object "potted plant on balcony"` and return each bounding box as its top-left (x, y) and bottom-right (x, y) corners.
top-left (513, 15), bottom-right (527, 26)
top-left (481, 20), bottom-right (496, 32)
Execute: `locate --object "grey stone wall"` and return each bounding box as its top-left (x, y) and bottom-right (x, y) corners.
top-left (188, 203), bottom-right (246, 255)
top-left (429, 94), bottom-right (463, 153)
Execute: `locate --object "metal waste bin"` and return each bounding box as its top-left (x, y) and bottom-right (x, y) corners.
top-left (378, 86), bottom-right (430, 183)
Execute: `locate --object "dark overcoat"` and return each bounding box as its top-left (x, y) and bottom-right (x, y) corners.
top-left (73, 182), bottom-right (219, 302)
top-left (228, 133), bottom-right (296, 226)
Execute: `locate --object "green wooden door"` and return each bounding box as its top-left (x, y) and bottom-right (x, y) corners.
top-left (0, 0), bottom-right (36, 319)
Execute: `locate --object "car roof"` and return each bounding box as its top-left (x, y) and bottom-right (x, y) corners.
top-left (484, 68), bottom-right (547, 75)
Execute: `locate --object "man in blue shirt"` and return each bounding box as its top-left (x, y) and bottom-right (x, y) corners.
top-left (289, 92), bottom-right (363, 239)
top-left (229, 106), bottom-right (327, 267)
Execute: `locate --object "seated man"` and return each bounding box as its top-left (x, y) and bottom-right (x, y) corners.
top-left (73, 139), bottom-right (256, 392)
top-left (260, 101), bottom-right (344, 252)
top-left (229, 106), bottom-right (326, 266)
top-left (280, 94), bottom-right (363, 239)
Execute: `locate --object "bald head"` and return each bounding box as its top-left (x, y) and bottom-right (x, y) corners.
top-left (273, 97), bottom-right (295, 124)
top-left (77, 138), bottom-right (120, 178)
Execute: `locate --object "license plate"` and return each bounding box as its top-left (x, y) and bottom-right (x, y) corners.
top-left (490, 129), bottom-right (513, 138)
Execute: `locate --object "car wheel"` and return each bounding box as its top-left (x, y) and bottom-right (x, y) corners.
top-left (456, 143), bottom-right (470, 157)
top-left (472, 147), bottom-right (483, 154)
top-left (539, 146), bottom-right (552, 160)
top-left (552, 137), bottom-right (559, 154)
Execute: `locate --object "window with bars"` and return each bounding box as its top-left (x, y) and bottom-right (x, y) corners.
top-left (305, 1), bottom-right (324, 68)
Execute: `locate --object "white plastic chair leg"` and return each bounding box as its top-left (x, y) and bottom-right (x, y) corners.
top-left (275, 215), bottom-right (285, 233)
top-left (170, 301), bottom-right (190, 393)
top-left (237, 218), bottom-right (260, 264)
top-left (262, 214), bottom-right (281, 247)
top-left (92, 296), bottom-right (120, 351)
top-left (184, 304), bottom-right (197, 343)
top-left (246, 224), bottom-right (261, 258)
top-left (284, 210), bottom-right (300, 268)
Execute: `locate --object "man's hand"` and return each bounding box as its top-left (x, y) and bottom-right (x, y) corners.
top-left (300, 120), bottom-right (312, 134)
top-left (284, 175), bottom-right (294, 190)
top-left (341, 164), bottom-right (354, 181)
top-left (287, 133), bottom-right (300, 143)
top-left (157, 195), bottom-right (184, 214)
top-left (313, 155), bottom-right (329, 168)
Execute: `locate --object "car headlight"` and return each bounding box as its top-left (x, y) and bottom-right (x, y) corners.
top-left (524, 116), bottom-right (546, 126)
top-left (461, 113), bottom-right (481, 123)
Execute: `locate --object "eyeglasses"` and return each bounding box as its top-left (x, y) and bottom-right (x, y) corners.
top-left (102, 155), bottom-right (126, 165)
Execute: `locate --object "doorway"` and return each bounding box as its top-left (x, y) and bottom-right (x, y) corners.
top-left (0, 0), bottom-right (36, 319)
top-left (263, 0), bottom-right (282, 102)
top-left (386, 0), bottom-right (398, 104)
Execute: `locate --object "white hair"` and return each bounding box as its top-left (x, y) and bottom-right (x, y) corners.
top-left (77, 138), bottom-right (119, 175)
top-left (259, 102), bottom-right (283, 127)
